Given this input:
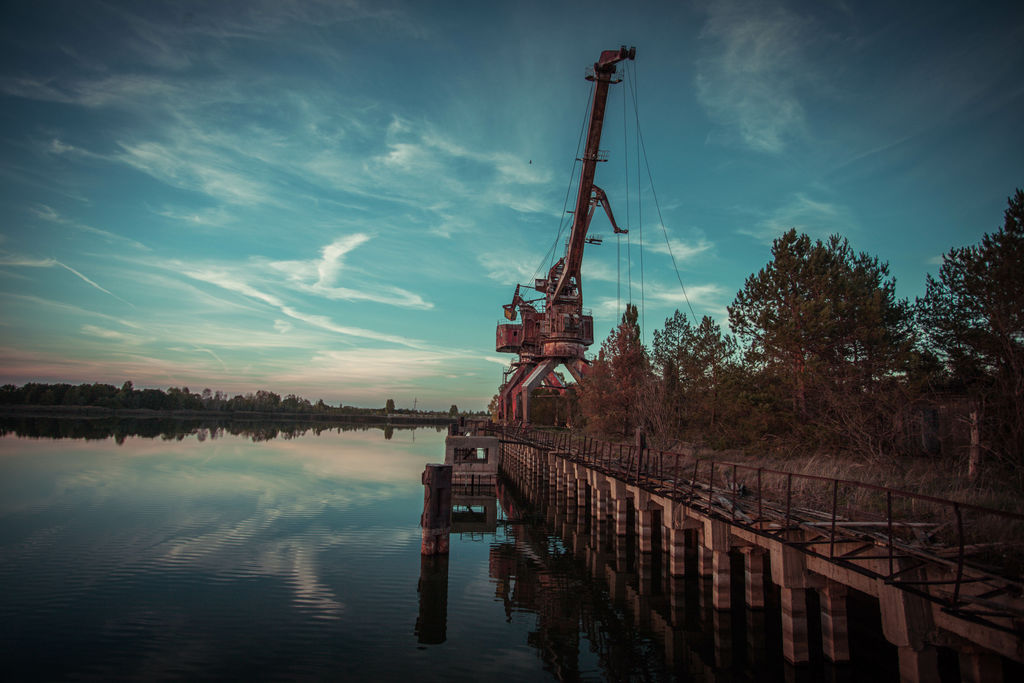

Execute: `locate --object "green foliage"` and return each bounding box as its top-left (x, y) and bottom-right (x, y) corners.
top-left (578, 304), bottom-right (653, 437)
top-left (729, 230), bottom-right (913, 411)
top-left (916, 189), bottom-right (1024, 462)
top-left (385, 398), bottom-right (396, 414)
top-left (726, 229), bottom-right (916, 455)
top-left (651, 312), bottom-right (738, 442)
top-left (0, 382), bottom-right (460, 418)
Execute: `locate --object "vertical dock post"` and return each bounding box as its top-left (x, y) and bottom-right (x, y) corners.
top-left (704, 519), bottom-right (732, 610)
top-left (741, 547), bottom-right (766, 609)
top-left (668, 526), bottom-right (687, 576)
top-left (771, 543), bottom-right (818, 664)
top-left (879, 562), bottom-right (939, 683)
top-left (421, 464), bottom-right (453, 555)
top-left (780, 587), bottom-right (810, 664)
top-left (575, 465), bottom-right (588, 509)
top-left (637, 506), bottom-right (654, 553)
top-left (820, 580), bottom-right (850, 663)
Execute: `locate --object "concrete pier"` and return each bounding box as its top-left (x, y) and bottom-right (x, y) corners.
top-left (615, 496), bottom-right (630, 537)
top-left (668, 526), bottom-right (687, 577)
top-left (820, 581), bottom-right (850, 663)
top-left (780, 586), bottom-right (810, 664)
top-left (636, 506), bottom-right (655, 554)
top-left (741, 547), bottom-right (766, 609)
top-left (492, 431), bottom-right (1022, 676)
top-left (698, 543), bottom-right (714, 577)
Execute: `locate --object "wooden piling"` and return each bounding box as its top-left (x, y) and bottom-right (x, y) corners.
top-left (421, 464), bottom-right (452, 555)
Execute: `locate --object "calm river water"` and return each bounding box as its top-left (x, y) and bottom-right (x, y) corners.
top-left (0, 421), bottom-right (902, 681)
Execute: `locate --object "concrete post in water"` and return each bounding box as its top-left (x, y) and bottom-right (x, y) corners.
top-left (575, 465), bottom-right (587, 509)
top-left (590, 483), bottom-right (602, 520)
top-left (878, 561), bottom-right (939, 683)
top-left (636, 506), bottom-right (654, 553)
top-left (780, 587), bottom-right (810, 664)
top-left (637, 548), bottom-right (654, 594)
top-left (820, 580), bottom-right (850, 663)
top-left (704, 519), bottom-right (732, 610)
top-left (698, 542), bottom-right (715, 577)
top-left (740, 547), bottom-right (766, 609)
top-left (615, 496), bottom-right (630, 536)
top-left (594, 479), bottom-right (611, 524)
top-left (420, 464), bottom-right (452, 555)
top-left (770, 543), bottom-right (820, 664)
top-left (668, 526), bottom-right (688, 576)
top-left (712, 551), bottom-right (731, 610)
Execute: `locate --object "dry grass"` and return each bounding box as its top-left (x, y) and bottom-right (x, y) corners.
top-left (744, 452), bottom-right (1023, 515)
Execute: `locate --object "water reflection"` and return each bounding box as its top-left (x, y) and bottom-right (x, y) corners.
top-left (1, 427), bottom-right (447, 681)
top-left (416, 555), bottom-right (449, 644)
top-left (0, 425), bottom-right (891, 681)
top-left (485, 480), bottom-right (685, 681)
top-left (0, 415), bottom-right (441, 443)
top-left (425, 474), bottom-right (885, 682)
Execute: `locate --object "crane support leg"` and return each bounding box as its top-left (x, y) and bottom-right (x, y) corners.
top-left (517, 359), bottom-right (558, 426)
top-left (499, 363), bottom-right (533, 424)
top-left (564, 358), bottom-right (591, 384)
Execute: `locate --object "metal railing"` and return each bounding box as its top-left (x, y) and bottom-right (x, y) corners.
top-left (473, 420), bottom-right (1024, 635)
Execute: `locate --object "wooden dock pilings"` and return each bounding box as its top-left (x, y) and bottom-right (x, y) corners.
top-left (420, 463), bottom-right (453, 555)
top-left (481, 420), bottom-right (1024, 680)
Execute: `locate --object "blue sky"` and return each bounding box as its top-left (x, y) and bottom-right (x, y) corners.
top-left (1, 0), bottom-right (1021, 411)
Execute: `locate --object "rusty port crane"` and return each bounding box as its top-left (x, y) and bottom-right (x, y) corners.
top-left (496, 46), bottom-right (635, 424)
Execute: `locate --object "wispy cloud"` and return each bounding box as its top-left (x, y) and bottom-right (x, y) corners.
top-left (30, 203), bottom-right (149, 250)
top-left (152, 204), bottom-right (236, 229)
top-left (0, 252), bottom-right (133, 306)
top-left (696, 0), bottom-right (812, 153)
top-left (1, 293), bottom-right (141, 330)
top-left (741, 192), bottom-right (856, 242)
top-left (265, 234), bottom-right (432, 310)
top-left (175, 262), bottom-right (430, 350)
top-left (646, 229), bottom-right (714, 261)
top-left (478, 247), bottom-right (548, 285)
top-left (591, 281), bottom-right (729, 322)
top-left (80, 324), bottom-right (148, 344)
top-left (116, 139), bottom-right (276, 207)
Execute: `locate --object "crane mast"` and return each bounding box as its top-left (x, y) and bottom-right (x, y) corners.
top-left (495, 46), bottom-right (635, 424)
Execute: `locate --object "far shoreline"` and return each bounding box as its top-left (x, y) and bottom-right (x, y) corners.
top-left (0, 404), bottom-right (457, 425)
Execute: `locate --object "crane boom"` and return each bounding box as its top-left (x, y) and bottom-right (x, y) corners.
top-left (549, 45), bottom-right (635, 304)
top-left (494, 46), bottom-right (635, 425)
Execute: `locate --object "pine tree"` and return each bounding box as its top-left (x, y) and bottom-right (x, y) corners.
top-left (916, 189), bottom-right (1024, 463)
top-left (578, 304), bottom-right (652, 436)
top-left (729, 229), bottom-right (914, 453)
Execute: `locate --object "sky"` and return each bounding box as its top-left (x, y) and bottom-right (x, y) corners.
top-left (1, 0), bottom-right (1022, 411)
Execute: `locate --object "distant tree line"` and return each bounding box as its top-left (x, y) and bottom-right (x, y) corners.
top-left (0, 382), bottom-right (478, 418)
top-left (543, 189), bottom-right (1023, 477)
top-left (0, 415), bottom-right (443, 443)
